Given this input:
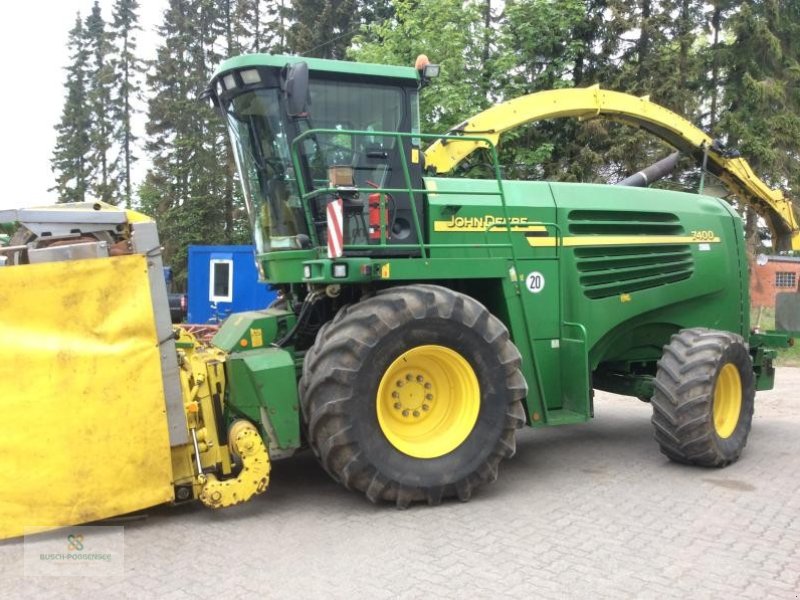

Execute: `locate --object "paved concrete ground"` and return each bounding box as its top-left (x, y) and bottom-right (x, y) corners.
top-left (2, 368), bottom-right (800, 599)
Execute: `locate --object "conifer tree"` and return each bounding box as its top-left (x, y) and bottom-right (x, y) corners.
top-left (720, 1), bottom-right (800, 187)
top-left (51, 14), bottom-right (93, 203)
top-left (110, 0), bottom-right (144, 208)
top-left (218, 0), bottom-right (241, 241)
top-left (143, 0), bottom-right (232, 281)
top-left (601, 0), bottom-right (701, 183)
top-left (717, 0), bottom-right (800, 248)
top-left (85, 1), bottom-right (118, 203)
top-left (233, 0), bottom-right (288, 52)
top-left (143, 0), bottom-right (199, 271)
top-left (287, 0), bottom-right (358, 58)
top-left (123, 0), bottom-right (800, 267)
top-left (676, 0), bottom-right (704, 113)
top-left (704, 0), bottom-right (738, 132)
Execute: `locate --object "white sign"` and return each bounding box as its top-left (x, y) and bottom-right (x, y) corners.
top-left (525, 271), bottom-right (545, 294)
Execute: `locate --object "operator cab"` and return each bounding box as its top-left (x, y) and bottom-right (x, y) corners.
top-left (208, 54), bottom-right (427, 256)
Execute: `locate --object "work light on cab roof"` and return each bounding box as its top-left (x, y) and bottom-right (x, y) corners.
top-left (415, 54), bottom-right (440, 83)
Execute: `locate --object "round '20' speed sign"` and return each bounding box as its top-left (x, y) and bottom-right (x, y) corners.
top-left (525, 271), bottom-right (545, 294)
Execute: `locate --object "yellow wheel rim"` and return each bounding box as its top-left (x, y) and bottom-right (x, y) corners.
top-left (713, 363), bottom-right (742, 439)
top-left (376, 345), bottom-right (480, 459)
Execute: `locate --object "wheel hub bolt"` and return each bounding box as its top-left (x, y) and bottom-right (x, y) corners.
top-left (425, 393), bottom-right (433, 401)
top-left (424, 382), bottom-right (432, 390)
top-left (402, 409), bottom-right (410, 417)
top-left (392, 391), bottom-right (399, 398)
top-left (394, 402), bottom-right (402, 410)
top-left (396, 380), bottom-right (403, 388)
top-left (422, 404), bottom-right (429, 411)
top-left (416, 375), bottom-right (424, 383)
top-left (406, 374), bottom-right (413, 382)
top-left (413, 410), bottom-right (420, 417)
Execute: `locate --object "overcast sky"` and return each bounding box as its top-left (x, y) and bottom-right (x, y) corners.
top-left (0, 0), bottom-right (167, 211)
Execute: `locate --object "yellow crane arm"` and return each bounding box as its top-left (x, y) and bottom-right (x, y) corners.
top-left (423, 85), bottom-right (800, 251)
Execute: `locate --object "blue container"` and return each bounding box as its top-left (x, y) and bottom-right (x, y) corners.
top-left (187, 245), bottom-right (276, 324)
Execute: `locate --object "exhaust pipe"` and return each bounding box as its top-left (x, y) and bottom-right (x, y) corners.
top-left (617, 152), bottom-right (681, 187)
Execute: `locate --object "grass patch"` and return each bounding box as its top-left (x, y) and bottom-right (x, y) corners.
top-left (751, 306), bottom-right (800, 367)
top-left (777, 345), bottom-right (800, 367)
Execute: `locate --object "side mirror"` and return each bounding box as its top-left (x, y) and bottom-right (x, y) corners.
top-left (282, 62), bottom-right (310, 118)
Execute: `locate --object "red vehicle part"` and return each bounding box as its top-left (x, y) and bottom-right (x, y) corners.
top-left (366, 180), bottom-right (390, 241)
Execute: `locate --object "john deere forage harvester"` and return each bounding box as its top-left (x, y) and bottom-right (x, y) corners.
top-left (1, 54), bottom-right (795, 539)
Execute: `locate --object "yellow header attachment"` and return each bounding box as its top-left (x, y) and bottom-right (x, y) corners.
top-left (0, 254), bottom-right (175, 539)
top-left (0, 204), bottom-right (270, 540)
top-left (423, 86), bottom-right (800, 251)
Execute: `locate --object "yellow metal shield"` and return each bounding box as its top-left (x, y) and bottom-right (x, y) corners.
top-left (0, 254), bottom-right (175, 539)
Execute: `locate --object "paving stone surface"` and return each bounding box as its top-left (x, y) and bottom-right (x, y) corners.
top-left (2, 368), bottom-right (799, 599)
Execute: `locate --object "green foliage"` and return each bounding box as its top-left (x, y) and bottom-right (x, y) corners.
top-left (51, 14), bottom-right (93, 203)
top-left (492, 0), bottom-right (591, 180)
top-left (51, 0), bottom-right (800, 277)
top-left (287, 0), bottom-right (359, 59)
top-left (110, 0), bottom-right (145, 208)
top-left (498, 0), bottom-right (586, 93)
top-left (142, 0), bottom-right (226, 283)
top-left (85, 1), bottom-right (118, 204)
top-left (687, 0), bottom-right (800, 249)
top-left (720, 1), bottom-right (800, 191)
top-left (233, 0), bottom-right (289, 53)
top-left (351, 0), bottom-right (487, 132)
top-left (53, 1), bottom-right (143, 206)
top-left (141, 0), bottom-right (261, 283)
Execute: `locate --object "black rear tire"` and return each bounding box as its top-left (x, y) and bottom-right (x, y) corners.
top-left (299, 284), bottom-right (527, 507)
top-left (651, 328), bottom-right (755, 467)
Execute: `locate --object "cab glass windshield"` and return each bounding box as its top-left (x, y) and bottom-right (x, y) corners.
top-left (224, 77), bottom-right (407, 253)
top-left (226, 88), bottom-right (300, 252)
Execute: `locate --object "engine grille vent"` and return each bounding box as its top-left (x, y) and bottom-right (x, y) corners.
top-left (568, 210), bottom-right (693, 299)
top-left (568, 210), bottom-right (685, 236)
top-left (574, 245), bottom-right (695, 299)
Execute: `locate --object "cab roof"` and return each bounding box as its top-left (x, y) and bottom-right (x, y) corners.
top-left (214, 54), bottom-right (419, 83)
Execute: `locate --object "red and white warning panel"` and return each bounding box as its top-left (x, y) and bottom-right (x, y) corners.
top-left (327, 198), bottom-right (344, 258)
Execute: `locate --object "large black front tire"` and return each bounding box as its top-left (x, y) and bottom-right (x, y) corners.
top-left (651, 328), bottom-right (755, 467)
top-left (299, 284), bottom-right (527, 507)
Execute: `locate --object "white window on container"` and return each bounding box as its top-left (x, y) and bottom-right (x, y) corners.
top-left (775, 271), bottom-right (797, 288)
top-left (209, 259), bottom-right (234, 303)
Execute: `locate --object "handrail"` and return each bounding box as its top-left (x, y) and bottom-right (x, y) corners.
top-left (289, 128), bottom-right (520, 271)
